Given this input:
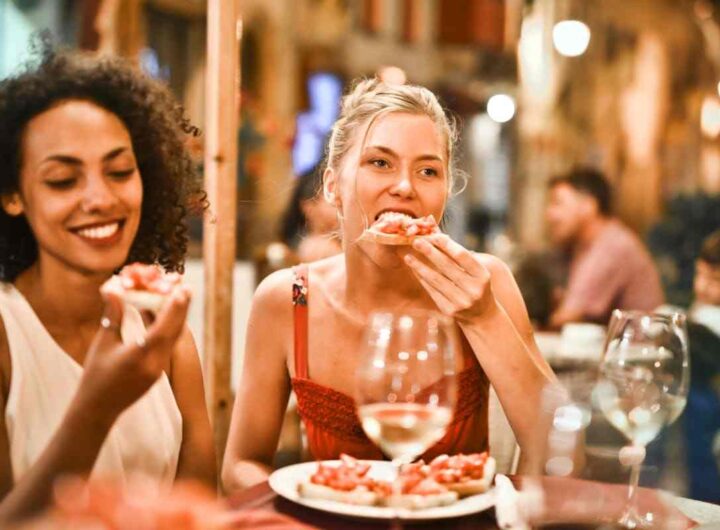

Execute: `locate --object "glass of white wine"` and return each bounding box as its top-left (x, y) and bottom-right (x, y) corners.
top-left (356, 309), bottom-right (458, 477)
top-left (593, 310), bottom-right (689, 529)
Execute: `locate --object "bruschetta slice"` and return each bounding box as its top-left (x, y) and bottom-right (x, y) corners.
top-left (428, 453), bottom-right (496, 497)
top-left (363, 212), bottom-right (439, 245)
top-left (297, 454), bottom-right (387, 507)
top-left (102, 263), bottom-right (182, 314)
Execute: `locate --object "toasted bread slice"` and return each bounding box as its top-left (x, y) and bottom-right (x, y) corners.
top-left (297, 481), bottom-right (378, 506)
top-left (362, 213), bottom-right (439, 246)
top-left (102, 263), bottom-right (182, 315)
top-left (436, 456), bottom-right (496, 497)
top-left (383, 490), bottom-right (458, 510)
top-left (121, 290), bottom-right (168, 314)
top-left (362, 228), bottom-right (421, 246)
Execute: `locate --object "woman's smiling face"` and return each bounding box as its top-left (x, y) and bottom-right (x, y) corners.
top-left (3, 99), bottom-right (143, 276)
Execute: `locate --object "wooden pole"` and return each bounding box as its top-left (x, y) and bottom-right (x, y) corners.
top-left (203, 0), bottom-right (240, 470)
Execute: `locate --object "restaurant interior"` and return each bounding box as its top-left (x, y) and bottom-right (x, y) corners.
top-left (1, 0), bottom-right (720, 528)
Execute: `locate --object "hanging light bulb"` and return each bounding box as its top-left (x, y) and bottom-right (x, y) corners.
top-left (553, 20), bottom-right (591, 57)
top-left (701, 95), bottom-right (720, 138)
top-left (487, 94), bottom-right (516, 123)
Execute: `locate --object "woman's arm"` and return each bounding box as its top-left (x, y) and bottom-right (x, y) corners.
top-left (0, 287), bottom-right (191, 525)
top-left (171, 326), bottom-right (216, 489)
top-left (0, 318), bottom-right (16, 501)
top-left (404, 235), bottom-right (557, 461)
top-left (222, 270), bottom-right (293, 493)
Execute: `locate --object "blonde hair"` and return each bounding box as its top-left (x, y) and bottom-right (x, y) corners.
top-left (325, 78), bottom-right (465, 196)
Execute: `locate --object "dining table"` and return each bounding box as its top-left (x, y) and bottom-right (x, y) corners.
top-left (226, 474), bottom-right (720, 529)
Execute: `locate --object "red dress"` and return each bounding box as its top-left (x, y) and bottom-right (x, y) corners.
top-left (290, 265), bottom-right (489, 461)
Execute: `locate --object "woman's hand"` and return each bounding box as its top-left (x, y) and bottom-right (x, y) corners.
top-left (404, 234), bottom-right (497, 322)
top-left (76, 285), bottom-right (191, 424)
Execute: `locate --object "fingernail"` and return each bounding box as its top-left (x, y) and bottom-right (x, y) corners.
top-left (404, 254), bottom-right (415, 264)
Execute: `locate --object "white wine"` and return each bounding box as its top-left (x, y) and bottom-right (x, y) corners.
top-left (358, 403), bottom-right (452, 461)
top-left (595, 374), bottom-right (687, 446)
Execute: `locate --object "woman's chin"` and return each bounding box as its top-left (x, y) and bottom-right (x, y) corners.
top-left (361, 243), bottom-right (407, 269)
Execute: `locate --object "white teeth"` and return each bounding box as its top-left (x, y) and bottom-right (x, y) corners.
top-left (76, 222), bottom-right (120, 240)
top-left (378, 211), bottom-right (414, 221)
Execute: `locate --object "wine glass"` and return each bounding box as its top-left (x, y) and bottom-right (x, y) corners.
top-left (355, 309), bottom-right (459, 490)
top-left (593, 310), bottom-right (689, 529)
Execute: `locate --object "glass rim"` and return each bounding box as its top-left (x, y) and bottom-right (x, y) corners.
top-left (609, 308), bottom-right (686, 323)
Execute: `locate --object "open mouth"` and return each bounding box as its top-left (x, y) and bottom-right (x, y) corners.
top-left (373, 209), bottom-right (419, 222)
top-left (70, 220), bottom-right (125, 241)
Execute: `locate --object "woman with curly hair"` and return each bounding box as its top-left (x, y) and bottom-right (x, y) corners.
top-left (0, 41), bottom-right (215, 524)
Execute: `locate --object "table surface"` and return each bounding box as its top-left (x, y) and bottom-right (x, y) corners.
top-left (226, 476), bottom-right (720, 530)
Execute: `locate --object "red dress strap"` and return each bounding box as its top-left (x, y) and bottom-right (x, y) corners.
top-left (292, 264), bottom-right (310, 379)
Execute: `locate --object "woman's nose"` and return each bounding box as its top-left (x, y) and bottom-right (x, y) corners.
top-left (389, 170), bottom-right (415, 198)
top-left (81, 175), bottom-right (117, 212)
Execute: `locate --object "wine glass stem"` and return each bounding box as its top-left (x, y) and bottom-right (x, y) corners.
top-left (620, 454), bottom-right (644, 527)
top-left (390, 458), bottom-right (404, 530)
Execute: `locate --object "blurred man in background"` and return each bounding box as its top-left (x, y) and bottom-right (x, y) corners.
top-left (545, 167), bottom-right (664, 329)
top-left (685, 230), bottom-right (720, 502)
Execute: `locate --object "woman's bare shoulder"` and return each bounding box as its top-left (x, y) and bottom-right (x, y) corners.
top-left (252, 257), bottom-right (343, 311)
top-left (473, 252), bottom-right (513, 278)
top-left (252, 268), bottom-right (296, 311)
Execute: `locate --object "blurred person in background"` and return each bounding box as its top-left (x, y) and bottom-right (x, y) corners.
top-left (280, 165), bottom-right (341, 263)
top-left (545, 167), bottom-right (664, 329)
top-left (692, 229), bottom-right (720, 331)
top-left (679, 230), bottom-right (720, 502)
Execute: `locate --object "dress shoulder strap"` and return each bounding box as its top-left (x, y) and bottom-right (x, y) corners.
top-left (292, 264), bottom-right (310, 379)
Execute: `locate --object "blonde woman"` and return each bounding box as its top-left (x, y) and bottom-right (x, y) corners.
top-left (223, 79), bottom-right (556, 490)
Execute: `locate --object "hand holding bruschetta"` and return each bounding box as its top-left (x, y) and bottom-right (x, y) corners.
top-left (403, 234), bottom-right (497, 323)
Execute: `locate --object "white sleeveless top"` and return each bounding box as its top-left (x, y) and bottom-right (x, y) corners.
top-left (0, 282), bottom-right (182, 487)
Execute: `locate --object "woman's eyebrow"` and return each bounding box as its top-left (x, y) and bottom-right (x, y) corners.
top-left (365, 145), bottom-right (442, 162)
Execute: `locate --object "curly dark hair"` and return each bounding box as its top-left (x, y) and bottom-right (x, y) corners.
top-left (0, 36), bottom-right (206, 281)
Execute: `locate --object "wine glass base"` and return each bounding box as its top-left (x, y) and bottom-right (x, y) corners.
top-left (618, 509), bottom-right (655, 529)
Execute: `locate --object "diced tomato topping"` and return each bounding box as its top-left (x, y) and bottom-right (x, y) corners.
top-left (371, 214), bottom-right (439, 237)
top-left (309, 454), bottom-right (382, 493)
top-left (308, 452), bottom-right (489, 497)
top-left (428, 452), bottom-right (488, 483)
top-left (118, 263), bottom-right (181, 294)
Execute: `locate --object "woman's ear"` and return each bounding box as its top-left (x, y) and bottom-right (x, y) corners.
top-left (1, 193), bottom-right (23, 216)
top-left (323, 167), bottom-right (342, 208)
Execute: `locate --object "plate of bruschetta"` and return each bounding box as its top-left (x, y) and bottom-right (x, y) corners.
top-left (269, 453), bottom-right (496, 521)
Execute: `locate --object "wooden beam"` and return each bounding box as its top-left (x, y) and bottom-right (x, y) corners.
top-left (203, 0), bottom-right (239, 472)
top-left (148, 0), bottom-right (206, 18)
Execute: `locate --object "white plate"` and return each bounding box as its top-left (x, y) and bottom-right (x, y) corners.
top-left (269, 460), bottom-right (495, 521)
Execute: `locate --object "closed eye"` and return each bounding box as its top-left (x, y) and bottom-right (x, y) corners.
top-left (108, 168), bottom-right (136, 179)
top-left (46, 179), bottom-right (76, 190)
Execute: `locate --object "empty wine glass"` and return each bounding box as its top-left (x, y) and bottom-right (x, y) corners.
top-left (593, 310), bottom-right (690, 529)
